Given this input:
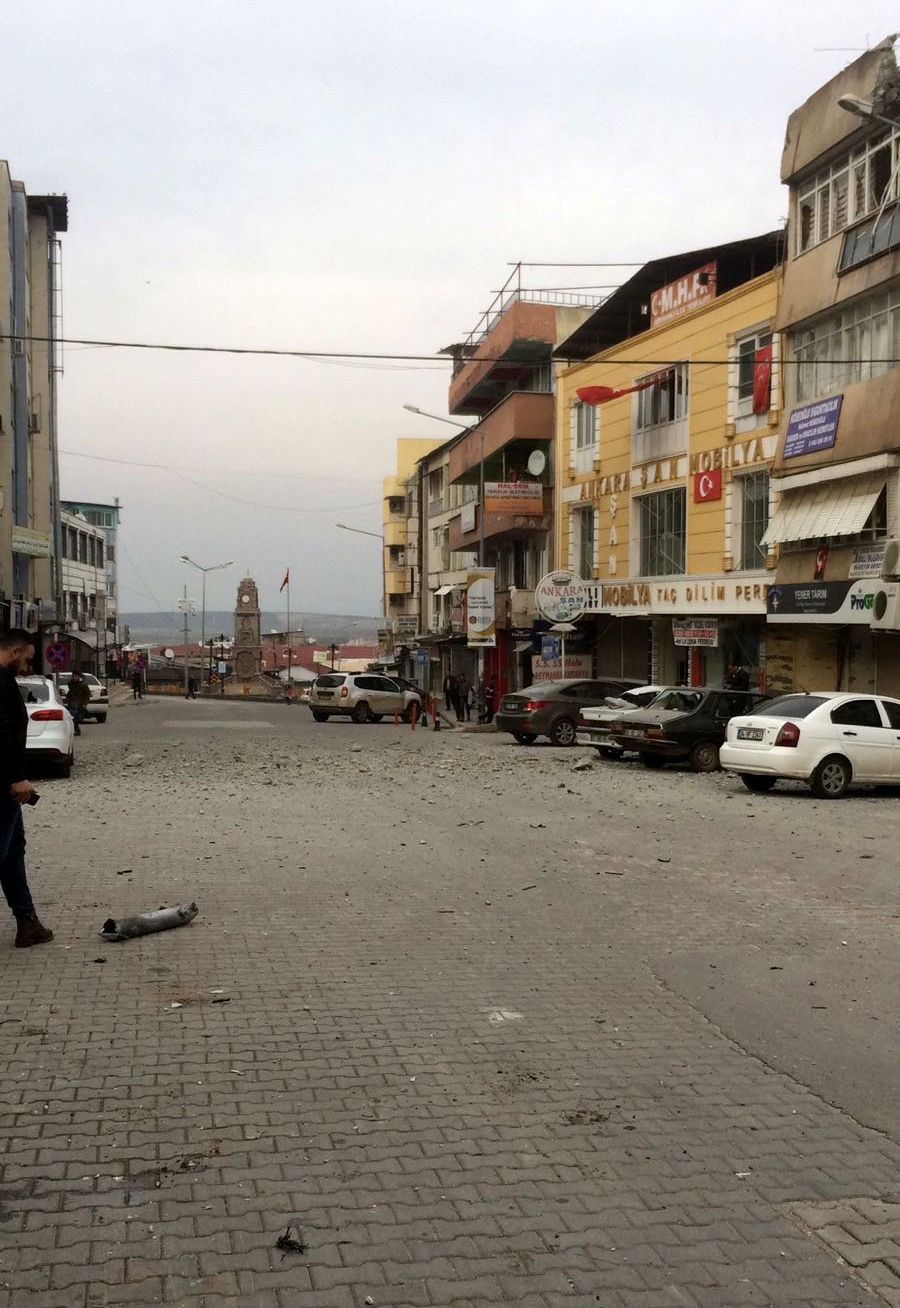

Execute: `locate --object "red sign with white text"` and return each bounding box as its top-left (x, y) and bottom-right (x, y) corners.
top-left (693, 468), bottom-right (723, 503)
top-left (650, 261), bottom-right (717, 327)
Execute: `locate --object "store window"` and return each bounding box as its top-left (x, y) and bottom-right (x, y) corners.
top-left (639, 488), bottom-right (686, 577)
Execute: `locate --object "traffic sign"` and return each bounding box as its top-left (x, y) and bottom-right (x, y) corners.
top-left (46, 641), bottom-right (68, 671)
top-left (415, 648), bottom-right (429, 665)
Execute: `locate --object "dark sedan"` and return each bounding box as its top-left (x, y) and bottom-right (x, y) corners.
top-left (606, 687), bottom-right (770, 772)
top-left (496, 677), bottom-right (642, 747)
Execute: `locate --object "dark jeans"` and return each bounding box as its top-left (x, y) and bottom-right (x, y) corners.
top-left (0, 796), bottom-right (34, 916)
top-left (70, 704), bottom-right (86, 733)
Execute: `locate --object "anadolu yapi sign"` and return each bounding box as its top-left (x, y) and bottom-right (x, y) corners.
top-left (535, 570), bottom-right (587, 624)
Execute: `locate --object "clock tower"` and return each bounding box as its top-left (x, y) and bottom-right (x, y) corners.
top-left (233, 575), bottom-right (262, 680)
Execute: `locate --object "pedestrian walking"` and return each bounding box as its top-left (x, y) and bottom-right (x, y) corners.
top-left (453, 673), bottom-right (466, 721)
top-left (481, 679), bottom-right (496, 725)
top-left (442, 673), bottom-right (453, 714)
top-left (0, 628), bottom-right (54, 948)
top-left (465, 679), bottom-right (475, 722)
top-left (131, 669), bottom-right (143, 700)
top-left (66, 670), bottom-right (91, 736)
top-left (186, 676), bottom-right (197, 700)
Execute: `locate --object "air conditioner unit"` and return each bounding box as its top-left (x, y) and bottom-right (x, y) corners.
top-left (881, 538), bottom-right (900, 580)
top-left (870, 585), bottom-right (900, 630)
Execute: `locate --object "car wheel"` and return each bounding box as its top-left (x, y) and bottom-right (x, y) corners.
top-left (639, 753), bottom-right (665, 769)
top-left (58, 752), bottom-right (73, 779)
top-left (689, 740), bottom-right (720, 773)
top-left (513, 732), bottom-right (537, 745)
top-left (311, 710), bottom-right (330, 722)
top-left (740, 774), bottom-right (777, 793)
top-left (95, 714), bottom-right (107, 724)
top-left (351, 701), bottom-right (372, 724)
top-left (810, 755), bottom-right (851, 799)
top-left (401, 704), bottom-right (420, 723)
top-left (598, 745), bottom-right (624, 760)
top-left (550, 718), bottom-right (577, 747)
top-left (369, 713), bottom-right (384, 723)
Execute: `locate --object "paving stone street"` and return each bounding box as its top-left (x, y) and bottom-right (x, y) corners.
top-left (1, 694), bottom-right (898, 1308)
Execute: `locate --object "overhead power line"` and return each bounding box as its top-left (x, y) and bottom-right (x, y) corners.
top-left (3, 331), bottom-right (896, 368)
top-left (59, 448), bottom-right (379, 485)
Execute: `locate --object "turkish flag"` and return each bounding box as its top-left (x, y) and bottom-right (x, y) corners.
top-left (752, 345), bottom-right (773, 414)
top-left (693, 468), bottom-right (722, 503)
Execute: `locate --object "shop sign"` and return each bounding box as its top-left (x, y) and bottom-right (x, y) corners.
top-left (396, 615), bottom-right (418, 635)
top-left (650, 261), bottom-right (717, 327)
top-left (532, 653), bottom-right (592, 681)
top-left (11, 525), bottom-right (51, 558)
top-left (541, 635), bottom-right (560, 660)
top-left (672, 618), bottom-right (719, 647)
top-left (849, 541), bottom-right (888, 579)
top-left (766, 579), bottom-right (878, 624)
top-left (484, 482), bottom-right (544, 515)
top-left (535, 569), bottom-right (587, 623)
top-left (466, 567), bottom-right (496, 647)
top-left (595, 575), bottom-right (769, 616)
top-left (784, 394), bottom-right (843, 459)
top-left (693, 469), bottom-right (722, 503)
top-left (460, 502), bottom-right (476, 533)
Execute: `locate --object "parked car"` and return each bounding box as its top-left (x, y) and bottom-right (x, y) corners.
top-left (720, 691), bottom-right (900, 798)
top-left (577, 685), bottom-right (672, 757)
top-left (496, 677), bottom-right (642, 747)
top-left (17, 676), bottom-right (75, 777)
top-left (308, 672), bottom-right (422, 723)
top-left (57, 671), bottom-right (109, 723)
top-left (606, 687), bottom-right (770, 772)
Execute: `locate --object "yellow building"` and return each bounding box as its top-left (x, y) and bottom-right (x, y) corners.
top-left (380, 437), bottom-right (444, 654)
top-left (554, 234), bottom-right (783, 690)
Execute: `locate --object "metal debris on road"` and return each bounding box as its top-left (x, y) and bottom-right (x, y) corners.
top-left (100, 901), bottom-right (199, 941)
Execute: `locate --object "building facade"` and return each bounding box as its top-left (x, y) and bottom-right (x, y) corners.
top-left (61, 500), bottom-right (122, 643)
top-left (380, 437), bottom-right (443, 660)
top-left (762, 37), bottom-right (900, 696)
top-left (0, 163), bottom-right (66, 633)
top-left (554, 235), bottom-right (783, 689)
top-left (59, 508), bottom-right (108, 669)
top-left (443, 269), bottom-right (596, 698)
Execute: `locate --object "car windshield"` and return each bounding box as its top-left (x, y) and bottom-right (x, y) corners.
top-left (18, 682), bottom-right (50, 703)
top-left (753, 694), bottom-right (829, 719)
top-left (83, 674), bottom-right (100, 686)
top-left (315, 675), bottom-right (346, 688)
top-left (654, 690), bottom-right (703, 712)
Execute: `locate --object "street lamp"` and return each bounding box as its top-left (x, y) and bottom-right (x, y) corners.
top-left (402, 404), bottom-right (472, 431)
top-left (837, 95), bottom-right (900, 129)
top-left (180, 556), bottom-right (234, 687)
top-left (336, 523), bottom-right (386, 632)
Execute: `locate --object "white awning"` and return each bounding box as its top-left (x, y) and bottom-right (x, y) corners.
top-left (513, 640), bottom-right (533, 653)
top-left (434, 584), bottom-right (452, 596)
top-left (762, 472), bottom-right (885, 547)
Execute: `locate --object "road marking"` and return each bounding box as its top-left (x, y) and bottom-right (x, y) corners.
top-left (161, 720), bottom-right (277, 729)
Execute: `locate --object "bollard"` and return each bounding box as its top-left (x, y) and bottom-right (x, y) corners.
top-left (393, 709), bottom-right (400, 725)
top-left (410, 702), bottom-right (418, 731)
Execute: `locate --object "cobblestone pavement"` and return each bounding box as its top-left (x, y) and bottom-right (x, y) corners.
top-left (0, 697), bottom-right (898, 1308)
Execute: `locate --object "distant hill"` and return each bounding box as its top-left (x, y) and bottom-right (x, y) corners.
top-left (122, 610), bottom-right (380, 646)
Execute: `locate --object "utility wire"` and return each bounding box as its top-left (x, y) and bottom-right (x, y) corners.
top-left (60, 448), bottom-right (379, 484)
top-left (2, 332), bottom-right (896, 367)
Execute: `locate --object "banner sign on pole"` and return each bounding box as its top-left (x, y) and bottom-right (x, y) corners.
top-left (466, 568), bottom-right (496, 647)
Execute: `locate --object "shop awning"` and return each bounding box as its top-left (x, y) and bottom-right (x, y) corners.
top-left (513, 640), bottom-right (532, 653)
top-left (434, 584), bottom-right (452, 596)
top-left (762, 472), bottom-right (885, 547)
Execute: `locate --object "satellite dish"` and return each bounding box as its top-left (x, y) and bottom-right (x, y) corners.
top-left (164, 648), bottom-right (174, 661)
top-left (527, 449), bottom-right (546, 477)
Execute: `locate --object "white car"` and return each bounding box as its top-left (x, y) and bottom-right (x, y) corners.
top-left (721, 692), bottom-right (900, 798)
top-left (577, 685), bottom-right (670, 757)
top-left (17, 676), bottom-right (76, 778)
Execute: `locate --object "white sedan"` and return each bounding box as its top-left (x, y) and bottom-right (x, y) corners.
top-left (17, 676), bottom-right (75, 778)
top-left (720, 692), bottom-right (900, 798)
top-left (577, 685), bottom-right (670, 757)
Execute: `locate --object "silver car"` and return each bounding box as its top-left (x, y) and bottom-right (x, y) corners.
top-left (308, 672), bottom-right (422, 724)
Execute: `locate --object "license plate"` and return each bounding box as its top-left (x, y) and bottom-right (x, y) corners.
top-left (737, 727), bottom-right (764, 741)
top-left (502, 701), bottom-right (520, 712)
top-left (623, 728), bottom-right (645, 738)
top-left (318, 692), bottom-right (333, 700)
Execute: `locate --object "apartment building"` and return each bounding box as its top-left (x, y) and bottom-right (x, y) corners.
top-left (0, 162), bottom-right (66, 633)
top-left (380, 437), bottom-right (444, 660)
top-left (61, 499), bottom-right (122, 644)
top-left (442, 267), bottom-right (596, 697)
top-left (554, 234), bottom-right (783, 689)
top-left (763, 36), bottom-right (900, 695)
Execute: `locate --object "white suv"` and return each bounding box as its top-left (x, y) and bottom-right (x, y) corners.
top-left (308, 673), bottom-right (422, 724)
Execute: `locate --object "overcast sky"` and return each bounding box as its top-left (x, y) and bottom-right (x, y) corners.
top-left (5, 2), bottom-right (897, 620)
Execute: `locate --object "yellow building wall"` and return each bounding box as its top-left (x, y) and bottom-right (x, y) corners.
top-left (555, 272), bottom-right (779, 582)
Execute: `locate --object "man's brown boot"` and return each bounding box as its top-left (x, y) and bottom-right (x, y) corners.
top-left (15, 913), bottom-right (54, 948)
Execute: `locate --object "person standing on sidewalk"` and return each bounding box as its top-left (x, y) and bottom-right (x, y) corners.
top-left (0, 629), bottom-right (54, 948)
top-left (66, 670), bottom-right (91, 735)
top-left (131, 668), bottom-right (143, 699)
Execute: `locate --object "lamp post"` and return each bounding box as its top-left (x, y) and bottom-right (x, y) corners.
top-left (180, 556), bottom-right (233, 688)
top-left (336, 522), bottom-right (387, 636)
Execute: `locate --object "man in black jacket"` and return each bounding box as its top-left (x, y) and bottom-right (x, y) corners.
top-left (0, 629), bottom-right (54, 948)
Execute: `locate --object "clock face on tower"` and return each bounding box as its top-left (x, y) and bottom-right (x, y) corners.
top-left (241, 594), bottom-right (250, 604)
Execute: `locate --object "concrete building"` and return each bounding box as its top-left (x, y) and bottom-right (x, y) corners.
top-left (0, 163), bottom-right (66, 633)
top-left (762, 36), bottom-right (900, 696)
top-left (554, 234), bottom-right (783, 689)
top-left (59, 508), bottom-right (108, 670)
top-left (442, 267), bottom-right (596, 698)
top-left (380, 437), bottom-right (444, 659)
top-left (61, 500), bottom-right (122, 643)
